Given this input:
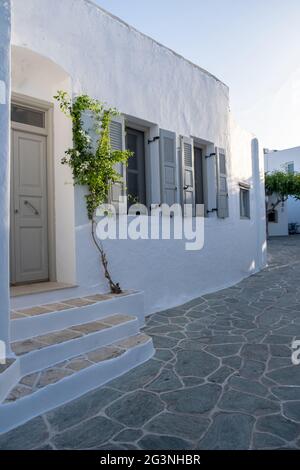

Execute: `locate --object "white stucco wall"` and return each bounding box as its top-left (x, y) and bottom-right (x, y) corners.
top-left (266, 147), bottom-right (300, 235)
top-left (7, 0), bottom-right (267, 313)
top-left (0, 0), bottom-right (12, 352)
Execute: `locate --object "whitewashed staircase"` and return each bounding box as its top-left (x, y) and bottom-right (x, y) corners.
top-left (0, 291), bottom-right (154, 434)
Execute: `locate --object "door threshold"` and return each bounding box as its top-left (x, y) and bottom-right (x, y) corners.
top-left (10, 282), bottom-right (77, 298)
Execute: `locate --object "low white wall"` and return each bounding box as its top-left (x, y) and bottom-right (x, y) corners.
top-left (0, 0), bottom-right (12, 352)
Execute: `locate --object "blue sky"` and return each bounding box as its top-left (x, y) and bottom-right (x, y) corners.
top-left (95, 0), bottom-right (300, 149)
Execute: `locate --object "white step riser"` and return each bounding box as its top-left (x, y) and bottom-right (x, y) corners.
top-left (11, 292), bottom-right (145, 342)
top-left (0, 359), bottom-right (21, 404)
top-left (19, 319), bottom-right (140, 376)
top-left (0, 339), bottom-right (154, 435)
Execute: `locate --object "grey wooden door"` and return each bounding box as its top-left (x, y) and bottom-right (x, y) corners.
top-left (125, 128), bottom-right (146, 207)
top-left (10, 130), bottom-right (49, 284)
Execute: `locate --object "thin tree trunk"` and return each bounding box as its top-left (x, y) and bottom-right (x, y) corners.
top-left (91, 218), bottom-right (122, 294)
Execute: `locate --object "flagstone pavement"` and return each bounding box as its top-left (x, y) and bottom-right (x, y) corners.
top-left (1, 236), bottom-right (300, 450)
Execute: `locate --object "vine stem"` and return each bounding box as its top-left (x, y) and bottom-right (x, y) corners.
top-left (91, 218), bottom-right (122, 294)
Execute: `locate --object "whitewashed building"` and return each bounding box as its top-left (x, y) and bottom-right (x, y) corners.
top-left (0, 0), bottom-right (266, 432)
top-left (265, 146), bottom-right (300, 236)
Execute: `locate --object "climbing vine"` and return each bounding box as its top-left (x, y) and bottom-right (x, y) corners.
top-left (54, 91), bottom-right (132, 293)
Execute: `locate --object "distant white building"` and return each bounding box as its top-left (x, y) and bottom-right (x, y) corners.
top-left (265, 146), bottom-right (300, 236)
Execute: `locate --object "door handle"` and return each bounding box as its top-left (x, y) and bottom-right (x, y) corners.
top-left (183, 185), bottom-right (191, 190)
top-left (24, 200), bottom-right (39, 215)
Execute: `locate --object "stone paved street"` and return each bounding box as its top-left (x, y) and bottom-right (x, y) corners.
top-left (1, 237), bottom-right (300, 450)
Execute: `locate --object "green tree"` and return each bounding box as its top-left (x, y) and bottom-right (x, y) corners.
top-left (265, 171), bottom-right (300, 214)
top-left (54, 91), bottom-right (132, 294)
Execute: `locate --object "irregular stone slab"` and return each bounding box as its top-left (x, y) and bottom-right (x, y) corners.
top-left (182, 377), bottom-right (205, 387)
top-left (205, 343), bottom-right (242, 357)
top-left (270, 345), bottom-right (292, 357)
top-left (271, 386), bottom-right (300, 401)
top-left (154, 349), bottom-right (175, 362)
top-left (268, 357), bottom-right (292, 370)
top-left (223, 356), bottom-right (242, 369)
top-left (138, 434), bottom-right (191, 450)
top-left (46, 387), bottom-right (122, 432)
top-left (145, 412), bottom-right (210, 441)
top-left (228, 376), bottom-right (268, 397)
top-left (240, 344), bottom-right (268, 362)
top-left (106, 391), bottom-right (164, 427)
top-left (276, 324), bottom-right (300, 336)
top-left (179, 339), bottom-right (208, 351)
top-left (198, 413), bottom-right (255, 450)
top-left (5, 384), bottom-right (33, 402)
top-left (219, 389), bottom-right (279, 415)
top-left (146, 369), bottom-right (182, 393)
top-left (267, 366), bottom-right (300, 386)
top-left (208, 366), bottom-right (233, 384)
top-left (175, 350), bottom-right (219, 377)
top-left (263, 335), bottom-right (293, 345)
top-left (239, 359), bottom-right (265, 379)
top-left (162, 384), bottom-right (222, 414)
top-left (108, 359), bottom-right (161, 392)
top-left (256, 414), bottom-right (300, 440)
top-left (114, 429), bottom-right (143, 443)
top-left (148, 324), bottom-right (182, 335)
top-left (253, 432), bottom-right (286, 449)
top-left (152, 336), bottom-right (179, 349)
top-left (209, 335), bottom-right (245, 344)
top-left (283, 402), bottom-right (300, 422)
top-left (36, 367), bottom-right (73, 389)
top-left (53, 416), bottom-right (123, 449)
top-left (0, 417), bottom-right (48, 450)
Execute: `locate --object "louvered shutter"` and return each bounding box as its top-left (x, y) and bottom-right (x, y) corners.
top-left (109, 116), bottom-right (126, 212)
top-left (159, 129), bottom-right (178, 205)
top-left (181, 136), bottom-right (195, 212)
top-left (216, 147), bottom-right (229, 218)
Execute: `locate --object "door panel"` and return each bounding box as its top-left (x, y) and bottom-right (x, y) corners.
top-left (11, 130), bottom-right (49, 284)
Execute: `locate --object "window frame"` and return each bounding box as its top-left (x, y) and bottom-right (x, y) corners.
top-left (239, 185), bottom-right (251, 219)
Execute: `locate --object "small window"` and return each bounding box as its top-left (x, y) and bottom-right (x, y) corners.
top-left (286, 162), bottom-right (294, 174)
top-left (268, 210), bottom-right (278, 223)
top-left (11, 104), bottom-right (45, 128)
top-left (240, 188), bottom-right (250, 219)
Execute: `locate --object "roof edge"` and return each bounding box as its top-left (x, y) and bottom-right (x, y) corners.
top-left (84, 0), bottom-right (228, 90)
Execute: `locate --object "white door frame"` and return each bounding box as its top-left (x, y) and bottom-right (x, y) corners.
top-left (10, 92), bottom-right (56, 284)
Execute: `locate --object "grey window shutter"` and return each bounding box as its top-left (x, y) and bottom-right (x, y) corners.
top-left (159, 129), bottom-right (178, 205)
top-left (181, 136), bottom-right (195, 212)
top-left (109, 115), bottom-right (126, 212)
top-left (216, 147), bottom-right (229, 218)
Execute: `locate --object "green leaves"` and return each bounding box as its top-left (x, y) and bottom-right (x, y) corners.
top-left (54, 91), bottom-right (132, 219)
top-left (265, 171), bottom-right (300, 200)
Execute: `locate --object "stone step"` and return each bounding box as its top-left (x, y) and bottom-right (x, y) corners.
top-left (12, 314), bottom-right (140, 376)
top-left (6, 334), bottom-right (151, 403)
top-left (0, 334), bottom-right (154, 434)
top-left (11, 291), bottom-right (145, 341)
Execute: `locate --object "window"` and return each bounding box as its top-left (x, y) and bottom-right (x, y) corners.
top-left (11, 104), bottom-right (45, 128)
top-left (125, 127), bottom-right (146, 207)
top-left (286, 162), bottom-right (294, 174)
top-left (240, 187), bottom-right (250, 219)
top-left (194, 147), bottom-right (204, 206)
top-left (268, 210), bottom-right (278, 223)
